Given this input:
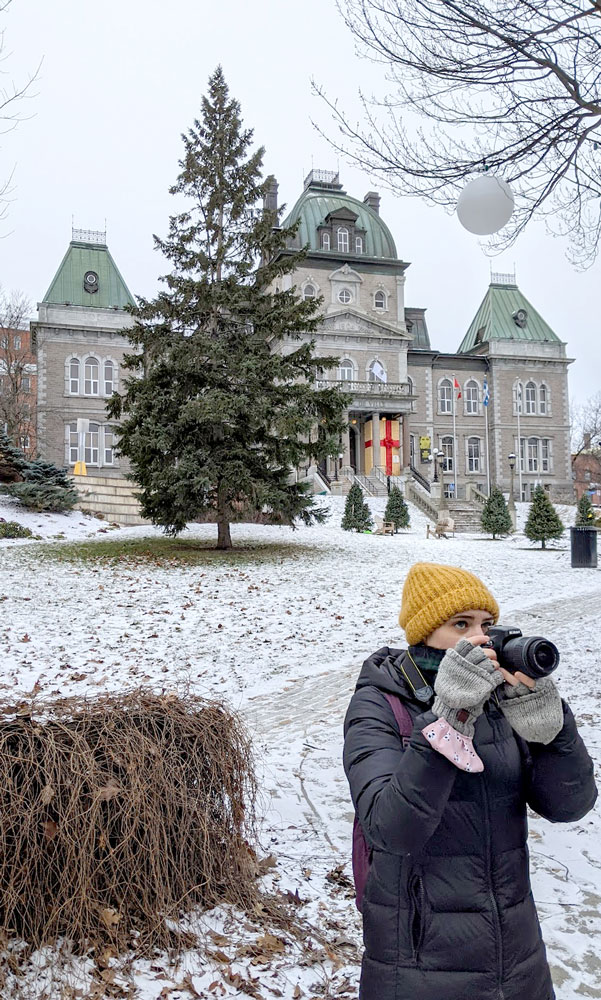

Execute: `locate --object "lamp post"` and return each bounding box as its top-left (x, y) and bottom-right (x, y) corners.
top-left (432, 448), bottom-right (440, 483)
top-left (508, 453), bottom-right (517, 529)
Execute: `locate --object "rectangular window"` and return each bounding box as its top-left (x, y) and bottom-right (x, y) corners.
top-left (104, 428), bottom-right (114, 465)
top-left (539, 386), bottom-right (547, 414)
top-left (70, 360), bottom-right (80, 394)
top-left (20, 434), bottom-right (30, 450)
top-left (13, 335), bottom-right (21, 350)
top-left (465, 384), bottom-right (478, 414)
top-left (439, 384), bottom-right (452, 414)
top-left (84, 423), bottom-right (99, 465)
top-left (21, 376), bottom-right (30, 392)
top-left (541, 439), bottom-right (551, 472)
top-left (441, 437), bottom-right (453, 471)
top-left (467, 438), bottom-right (481, 472)
top-left (519, 437), bottom-right (526, 473)
top-left (68, 423), bottom-right (79, 465)
top-left (528, 438), bottom-right (539, 472)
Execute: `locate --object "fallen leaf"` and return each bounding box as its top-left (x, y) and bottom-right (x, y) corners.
top-left (293, 987), bottom-right (304, 998)
top-left (99, 906), bottom-right (120, 928)
top-left (97, 779), bottom-right (122, 801)
top-left (19, 633), bottom-right (31, 642)
top-left (40, 784), bottom-right (54, 805)
top-left (43, 819), bottom-right (58, 840)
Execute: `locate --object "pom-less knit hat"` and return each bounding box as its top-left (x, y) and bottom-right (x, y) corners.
top-left (398, 562), bottom-right (499, 645)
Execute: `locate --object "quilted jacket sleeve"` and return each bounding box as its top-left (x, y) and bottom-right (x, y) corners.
top-left (522, 700), bottom-right (597, 823)
top-left (343, 686), bottom-right (459, 856)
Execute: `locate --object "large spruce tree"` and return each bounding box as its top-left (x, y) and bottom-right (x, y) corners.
top-left (108, 68), bottom-right (348, 548)
top-left (524, 485), bottom-right (564, 549)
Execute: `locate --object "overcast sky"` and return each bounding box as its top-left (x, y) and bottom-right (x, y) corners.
top-left (2, 0), bottom-right (599, 406)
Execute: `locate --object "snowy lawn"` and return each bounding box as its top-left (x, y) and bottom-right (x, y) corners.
top-left (0, 494), bottom-right (600, 999)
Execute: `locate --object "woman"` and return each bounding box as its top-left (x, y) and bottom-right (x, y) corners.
top-left (344, 562), bottom-right (597, 1000)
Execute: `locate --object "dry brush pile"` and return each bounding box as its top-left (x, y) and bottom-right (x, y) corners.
top-left (0, 691), bottom-right (259, 964)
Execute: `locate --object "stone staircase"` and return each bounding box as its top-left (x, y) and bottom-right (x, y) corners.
top-left (448, 499), bottom-right (484, 533)
top-left (71, 474), bottom-right (148, 526)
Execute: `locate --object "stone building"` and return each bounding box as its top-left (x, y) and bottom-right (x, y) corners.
top-left (30, 178), bottom-right (574, 525)
top-left (31, 228), bottom-right (135, 478)
top-left (271, 170), bottom-right (574, 505)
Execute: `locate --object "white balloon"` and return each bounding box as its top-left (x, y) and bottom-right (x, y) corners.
top-left (456, 175), bottom-right (515, 236)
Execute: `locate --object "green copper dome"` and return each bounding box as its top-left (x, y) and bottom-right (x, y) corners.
top-left (282, 174), bottom-right (398, 260)
top-left (42, 234), bottom-right (135, 310)
top-left (458, 277), bottom-right (562, 353)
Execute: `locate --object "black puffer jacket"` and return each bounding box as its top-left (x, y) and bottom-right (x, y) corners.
top-left (343, 647), bottom-right (597, 1000)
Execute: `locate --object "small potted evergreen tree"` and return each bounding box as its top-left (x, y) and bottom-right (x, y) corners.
top-left (524, 485), bottom-right (564, 550)
top-left (481, 486), bottom-right (512, 539)
top-left (342, 483), bottom-right (374, 532)
top-left (384, 485), bottom-right (410, 532)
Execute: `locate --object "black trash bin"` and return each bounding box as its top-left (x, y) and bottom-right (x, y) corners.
top-left (570, 526), bottom-right (598, 568)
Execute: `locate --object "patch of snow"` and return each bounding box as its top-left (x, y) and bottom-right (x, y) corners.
top-left (0, 493), bottom-right (598, 998)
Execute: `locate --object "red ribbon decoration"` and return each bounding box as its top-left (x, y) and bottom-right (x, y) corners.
top-left (381, 419), bottom-right (400, 476)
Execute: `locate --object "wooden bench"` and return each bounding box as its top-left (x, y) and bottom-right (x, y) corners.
top-left (427, 517), bottom-right (455, 539)
top-left (374, 516), bottom-right (395, 536)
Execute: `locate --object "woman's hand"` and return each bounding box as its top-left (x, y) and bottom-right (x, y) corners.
top-left (432, 636), bottom-right (505, 738)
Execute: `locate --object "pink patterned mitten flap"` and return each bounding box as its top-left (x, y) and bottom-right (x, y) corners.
top-left (421, 717), bottom-right (484, 773)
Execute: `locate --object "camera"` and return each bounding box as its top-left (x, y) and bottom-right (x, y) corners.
top-left (486, 625), bottom-right (559, 680)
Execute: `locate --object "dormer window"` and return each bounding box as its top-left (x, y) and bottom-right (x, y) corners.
top-left (303, 284), bottom-right (316, 300)
top-left (355, 236), bottom-right (363, 254)
top-left (322, 233), bottom-right (330, 250)
top-left (338, 288), bottom-right (352, 304)
top-left (337, 227), bottom-right (349, 252)
top-left (374, 290), bottom-right (386, 310)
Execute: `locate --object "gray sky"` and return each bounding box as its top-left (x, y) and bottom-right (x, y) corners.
top-left (2, 0), bottom-right (599, 405)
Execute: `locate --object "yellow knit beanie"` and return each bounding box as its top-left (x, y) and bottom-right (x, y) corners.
top-left (398, 562), bottom-right (499, 645)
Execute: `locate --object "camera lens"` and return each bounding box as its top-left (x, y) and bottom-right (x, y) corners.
top-left (523, 637), bottom-right (560, 678)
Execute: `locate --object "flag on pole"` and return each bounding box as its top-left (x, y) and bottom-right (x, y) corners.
top-left (453, 377), bottom-right (462, 399)
top-left (483, 376), bottom-right (489, 407)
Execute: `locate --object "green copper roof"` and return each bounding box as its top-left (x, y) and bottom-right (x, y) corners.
top-left (282, 188), bottom-right (398, 259)
top-left (42, 240), bottom-right (135, 309)
top-left (457, 280), bottom-right (562, 353)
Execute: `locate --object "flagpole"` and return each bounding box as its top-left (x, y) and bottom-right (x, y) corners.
top-left (516, 380), bottom-right (523, 501)
top-left (452, 373), bottom-right (457, 499)
top-left (485, 389), bottom-right (491, 496)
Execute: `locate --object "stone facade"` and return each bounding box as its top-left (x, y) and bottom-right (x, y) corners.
top-left (273, 171), bottom-right (574, 503)
top-left (31, 232), bottom-right (135, 479)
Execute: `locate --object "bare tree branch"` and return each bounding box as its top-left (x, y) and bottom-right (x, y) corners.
top-left (316, 0), bottom-right (601, 265)
top-left (0, 287), bottom-right (35, 456)
top-left (0, 0), bottom-right (40, 228)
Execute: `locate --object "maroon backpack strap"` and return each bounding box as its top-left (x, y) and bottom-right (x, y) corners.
top-left (383, 692), bottom-right (413, 743)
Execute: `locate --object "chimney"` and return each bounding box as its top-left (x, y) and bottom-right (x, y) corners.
top-left (584, 432), bottom-right (591, 450)
top-left (263, 175), bottom-right (278, 215)
top-left (363, 191), bottom-right (380, 214)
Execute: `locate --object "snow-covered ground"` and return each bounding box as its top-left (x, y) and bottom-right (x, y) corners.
top-left (0, 494), bottom-right (600, 999)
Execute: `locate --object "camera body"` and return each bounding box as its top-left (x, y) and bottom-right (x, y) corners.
top-left (487, 625), bottom-right (559, 680)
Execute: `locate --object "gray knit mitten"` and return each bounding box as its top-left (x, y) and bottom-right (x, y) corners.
top-left (499, 676), bottom-right (564, 745)
top-left (433, 638), bottom-right (504, 738)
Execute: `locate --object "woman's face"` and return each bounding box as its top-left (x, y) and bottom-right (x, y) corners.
top-left (425, 609), bottom-right (496, 650)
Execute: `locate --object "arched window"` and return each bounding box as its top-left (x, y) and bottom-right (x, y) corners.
top-left (465, 379), bottom-right (479, 414)
top-left (541, 439), bottom-right (551, 471)
top-left (374, 290), bottom-right (386, 310)
top-left (84, 357), bottom-right (99, 396)
top-left (527, 436), bottom-right (539, 471)
top-left (303, 284), bottom-right (316, 300)
top-left (339, 359), bottom-right (354, 381)
top-left (525, 381), bottom-right (537, 414)
top-left (322, 233), bottom-right (330, 251)
top-left (539, 384), bottom-right (548, 414)
top-left (441, 435), bottom-right (454, 471)
top-left (368, 359), bottom-right (387, 383)
top-left (69, 358), bottom-right (80, 394)
top-left (85, 422), bottom-right (100, 465)
top-left (337, 227), bottom-right (349, 252)
top-left (338, 287), bottom-right (352, 304)
top-left (467, 437), bottom-right (481, 472)
top-left (104, 361), bottom-right (114, 395)
top-left (355, 236), bottom-right (363, 254)
top-left (439, 378), bottom-right (452, 414)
